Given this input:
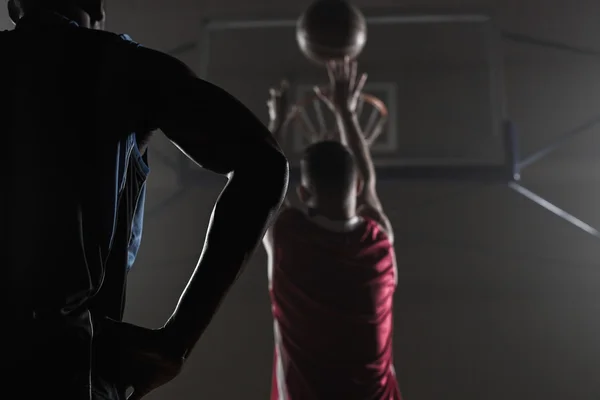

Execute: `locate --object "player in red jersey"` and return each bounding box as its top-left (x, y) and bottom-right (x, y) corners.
top-left (264, 58), bottom-right (402, 399)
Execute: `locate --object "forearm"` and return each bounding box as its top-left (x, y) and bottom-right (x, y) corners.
top-left (163, 152), bottom-right (288, 358)
top-left (268, 120), bottom-right (284, 143)
top-left (268, 121), bottom-right (291, 207)
top-left (335, 109), bottom-right (376, 185)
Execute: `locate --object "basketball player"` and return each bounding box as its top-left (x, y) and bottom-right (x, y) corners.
top-left (265, 58), bottom-right (401, 399)
top-left (5, 4), bottom-right (158, 399)
top-left (2, 1), bottom-right (288, 399)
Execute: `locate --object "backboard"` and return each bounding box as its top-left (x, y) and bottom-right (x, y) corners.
top-left (198, 8), bottom-right (507, 171)
top-left (292, 82), bottom-right (398, 154)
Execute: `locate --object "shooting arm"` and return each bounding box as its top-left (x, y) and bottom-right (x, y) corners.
top-left (335, 109), bottom-right (394, 243)
top-left (262, 120), bottom-right (291, 250)
top-left (268, 120), bottom-right (291, 209)
top-left (130, 47), bottom-right (289, 357)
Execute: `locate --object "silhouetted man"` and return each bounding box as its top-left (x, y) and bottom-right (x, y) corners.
top-left (2, 0), bottom-right (288, 398)
top-left (264, 60), bottom-right (401, 399)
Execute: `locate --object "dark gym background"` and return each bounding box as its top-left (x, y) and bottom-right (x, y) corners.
top-left (2, 0), bottom-right (600, 399)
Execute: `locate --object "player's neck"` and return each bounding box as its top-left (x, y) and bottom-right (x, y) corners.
top-left (308, 205), bottom-right (355, 221)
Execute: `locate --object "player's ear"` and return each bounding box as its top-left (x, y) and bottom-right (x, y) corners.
top-left (8, 0), bottom-right (23, 24)
top-left (91, 17), bottom-right (105, 30)
top-left (78, 0), bottom-right (105, 26)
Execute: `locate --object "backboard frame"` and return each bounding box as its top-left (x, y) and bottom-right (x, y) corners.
top-left (151, 11), bottom-right (600, 239)
top-left (293, 81), bottom-right (398, 154)
top-left (195, 8), bottom-right (515, 183)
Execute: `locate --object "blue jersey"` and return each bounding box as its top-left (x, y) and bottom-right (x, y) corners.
top-left (115, 34), bottom-right (149, 273)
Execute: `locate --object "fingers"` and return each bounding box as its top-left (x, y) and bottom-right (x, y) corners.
top-left (127, 388), bottom-right (141, 400)
top-left (355, 72), bottom-right (368, 94)
top-left (127, 385), bottom-right (152, 400)
top-left (326, 60), bottom-right (336, 83)
top-left (269, 79), bottom-right (290, 99)
top-left (329, 57), bottom-right (358, 82)
top-left (127, 391), bottom-right (140, 400)
top-left (313, 86), bottom-right (326, 101)
top-left (349, 60), bottom-right (358, 90)
top-left (349, 72), bottom-right (367, 109)
top-left (336, 60), bottom-right (345, 79)
top-left (343, 55), bottom-right (350, 78)
top-left (313, 86), bottom-right (333, 110)
top-left (274, 81), bottom-right (288, 96)
top-left (284, 105), bottom-right (298, 122)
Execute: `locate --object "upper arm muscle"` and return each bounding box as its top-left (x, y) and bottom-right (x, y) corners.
top-left (129, 46), bottom-right (282, 175)
top-left (358, 187), bottom-right (394, 243)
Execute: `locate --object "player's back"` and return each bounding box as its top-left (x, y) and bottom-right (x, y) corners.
top-left (0, 12), bottom-right (144, 395)
top-left (270, 208), bottom-right (402, 399)
top-left (2, 12), bottom-right (138, 313)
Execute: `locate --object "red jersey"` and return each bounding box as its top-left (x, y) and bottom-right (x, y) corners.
top-left (269, 208), bottom-right (402, 400)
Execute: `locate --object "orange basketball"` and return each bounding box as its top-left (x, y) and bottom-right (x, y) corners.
top-left (296, 0), bottom-right (367, 64)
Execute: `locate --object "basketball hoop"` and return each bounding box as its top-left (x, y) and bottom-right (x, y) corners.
top-left (284, 85), bottom-right (388, 149)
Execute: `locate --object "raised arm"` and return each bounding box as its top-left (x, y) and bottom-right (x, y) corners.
top-left (125, 46), bottom-right (289, 357)
top-left (315, 59), bottom-right (394, 243)
top-left (262, 82), bottom-right (294, 252)
top-left (266, 81), bottom-right (293, 210)
top-left (336, 106), bottom-right (394, 243)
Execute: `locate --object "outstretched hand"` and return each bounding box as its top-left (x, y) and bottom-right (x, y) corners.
top-left (95, 318), bottom-right (185, 399)
top-left (314, 56), bottom-right (367, 114)
top-left (267, 80), bottom-right (293, 132)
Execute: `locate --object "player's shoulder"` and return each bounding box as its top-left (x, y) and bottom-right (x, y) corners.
top-left (78, 30), bottom-right (168, 79)
top-left (88, 30), bottom-right (191, 77)
top-left (362, 216), bottom-right (394, 245)
top-left (358, 204), bottom-right (394, 244)
top-left (86, 28), bottom-right (131, 45)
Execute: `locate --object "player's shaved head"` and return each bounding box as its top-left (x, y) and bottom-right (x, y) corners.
top-left (300, 140), bottom-right (357, 199)
top-left (8, 0), bottom-right (105, 23)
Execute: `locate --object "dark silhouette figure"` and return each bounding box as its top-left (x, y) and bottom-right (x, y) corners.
top-left (2, 1), bottom-right (289, 398)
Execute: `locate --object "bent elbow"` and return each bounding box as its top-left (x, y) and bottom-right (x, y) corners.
top-left (236, 146), bottom-right (289, 199)
top-left (268, 149), bottom-right (290, 180)
top-left (261, 149), bottom-right (290, 197)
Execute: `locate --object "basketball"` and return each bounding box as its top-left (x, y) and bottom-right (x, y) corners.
top-left (296, 0), bottom-right (367, 64)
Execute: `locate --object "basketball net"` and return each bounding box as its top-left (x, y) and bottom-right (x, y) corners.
top-left (283, 83), bottom-right (388, 151)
